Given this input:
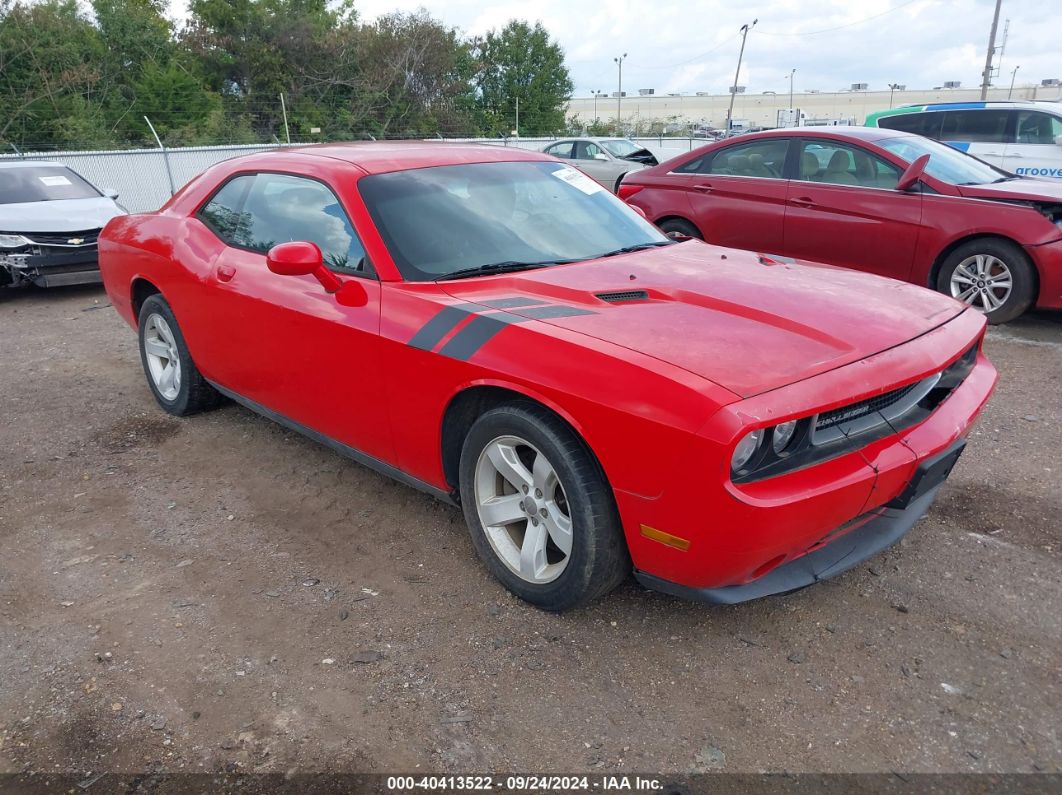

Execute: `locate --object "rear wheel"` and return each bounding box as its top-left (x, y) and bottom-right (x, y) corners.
top-left (138, 294), bottom-right (221, 416)
top-left (459, 402), bottom-right (629, 611)
top-left (936, 238), bottom-right (1036, 324)
top-left (658, 217), bottom-right (703, 240)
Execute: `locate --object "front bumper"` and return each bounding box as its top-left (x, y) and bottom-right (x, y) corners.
top-left (635, 442), bottom-right (961, 604)
top-left (1029, 238), bottom-right (1062, 310)
top-left (0, 248), bottom-right (101, 287)
top-left (618, 309), bottom-right (996, 599)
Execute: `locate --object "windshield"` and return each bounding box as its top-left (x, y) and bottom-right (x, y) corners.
top-left (878, 135), bottom-right (1010, 186)
top-left (599, 139), bottom-right (641, 158)
top-left (358, 161), bottom-right (668, 281)
top-left (0, 166), bottom-right (101, 204)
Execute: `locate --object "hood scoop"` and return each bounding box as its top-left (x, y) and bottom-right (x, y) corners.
top-left (595, 289), bottom-right (650, 303)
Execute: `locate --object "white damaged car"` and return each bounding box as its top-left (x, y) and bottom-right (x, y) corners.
top-left (0, 160), bottom-right (125, 288)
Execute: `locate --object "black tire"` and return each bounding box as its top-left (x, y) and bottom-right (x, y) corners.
top-left (137, 294), bottom-right (222, 416)
top-left (935, 238), bottom-right (1036, 325)
top-left (658, 217), bottom-right (703, 240)
top-left (458, 402), bottom-right (630, 611)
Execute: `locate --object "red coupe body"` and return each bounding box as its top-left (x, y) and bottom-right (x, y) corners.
top-left (619, 127), bottom-right (1062, 315)
top-left (99, 142), bottom-right (996, 605)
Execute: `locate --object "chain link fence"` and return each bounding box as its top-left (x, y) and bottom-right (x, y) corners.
top-left (0, 137), bottom-right (707, 213)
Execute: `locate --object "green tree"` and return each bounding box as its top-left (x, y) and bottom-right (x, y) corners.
top-left (472, 20), bottom-right (573, 136)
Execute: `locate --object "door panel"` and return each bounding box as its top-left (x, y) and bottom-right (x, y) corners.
top-left (197, 171), bottom-right (392, 462)
top-left (783, 141), bottom-right (922, 281)
top-left (680, 138), bottom-right (791, 250)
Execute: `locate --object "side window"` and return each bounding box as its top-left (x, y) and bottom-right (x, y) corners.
top-left (706, 139), bottom-right (788, 178)
top-left (574, 141), bottom-right (602, 160)
top-left (674, 154), bottom-right (709, 173)
top-left (798, 141), bottom-right (900, 189)
top-left (546, 141), bottom-right (574, 159)
top-left (877, 112), bottom-right (942, 138)
top-left (940, 109), bottom-right (1010, 143)
top-left (198, 176), bottom-right (254, 241)
top-left (1015, 111), bottom-right (1062, 144)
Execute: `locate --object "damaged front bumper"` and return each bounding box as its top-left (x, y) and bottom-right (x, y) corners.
top-left (0, 245), bottom-right (102, 288)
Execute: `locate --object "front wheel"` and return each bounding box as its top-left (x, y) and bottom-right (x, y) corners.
top-left (658, 217), bottom-right (703, 241)
top-left (459, 403), bottom-right (630, 611)
top-left (936, 239), bottom-right (1036, 324)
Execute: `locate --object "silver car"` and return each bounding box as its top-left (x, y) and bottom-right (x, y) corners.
top-left (0, 160), bottom-right (125, 288)
top-left (541, 138), bottom-right (658, 192)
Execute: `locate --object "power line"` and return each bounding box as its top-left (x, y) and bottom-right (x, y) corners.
top-left (755, 0), bottom-right (929, 37)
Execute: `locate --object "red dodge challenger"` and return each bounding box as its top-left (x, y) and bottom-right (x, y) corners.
top-left (99, 143), bottom-right (997, 610)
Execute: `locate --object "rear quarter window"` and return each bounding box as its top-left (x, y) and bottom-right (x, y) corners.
top-left (877, 112), bottom-right (942, 138)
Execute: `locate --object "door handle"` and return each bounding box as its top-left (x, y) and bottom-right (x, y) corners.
top-left (217, 264), bottom-right (236, 282)
top-left (692, 183), bottom-right (713, 193)
top-left (790, 196), bottom-right (815, 207)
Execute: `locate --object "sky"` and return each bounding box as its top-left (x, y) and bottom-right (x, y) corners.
top-left (168, 1), bottom-right (1060, 98)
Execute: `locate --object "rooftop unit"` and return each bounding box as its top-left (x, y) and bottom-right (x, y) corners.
top-left (638, 88), bottom-right (655, 96)
top-left (850, 82), bottom-right (869, 91)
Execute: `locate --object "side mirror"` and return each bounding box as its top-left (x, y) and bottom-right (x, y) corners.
top-left (896, 154), bottom-right (930, 192)
top-left (593, 153), bottom-right (609, 161)
top-left (628, 204), bottom-right (648, 220)
top-left (267, 241), bottom-right (341, 293)
top-left (102, 188), bottom-right (119, 199)
top-left (1054, 134), bottom-right (1062, 146)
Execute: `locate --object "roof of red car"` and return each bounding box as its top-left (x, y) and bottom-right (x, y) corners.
top-left (736, 127), bottom-right (909, 142)
top-left (281, 141), bottom-right (550, 175)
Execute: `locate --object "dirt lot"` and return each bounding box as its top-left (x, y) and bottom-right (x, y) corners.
top-left (1, 286), bottom-right (1059, 781)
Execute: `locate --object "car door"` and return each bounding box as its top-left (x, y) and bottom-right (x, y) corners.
top-left (675, 137), bottom-right (791, 251)
top-left (196, 169), bottom-right (392, 462)
top-left (573, 140), bottom-right (623, 188)
top-left (1005, 109), bottom-right (1062, 178)
top-left (781, 139), bottom-right (923, 281)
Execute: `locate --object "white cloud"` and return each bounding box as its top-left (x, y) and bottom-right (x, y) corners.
top-left (169, 0), bottom-right (1061, 96)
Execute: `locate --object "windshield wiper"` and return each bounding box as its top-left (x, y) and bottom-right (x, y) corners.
top-left (599, 241), bottom-right (675, 258)
top-left (435, 259), bottom-right (575, 281)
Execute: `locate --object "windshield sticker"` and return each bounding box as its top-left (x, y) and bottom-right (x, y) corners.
top-left (39, 175), bottom-right (72, 187)
top-left (550, 166), bottom-right (604, 195)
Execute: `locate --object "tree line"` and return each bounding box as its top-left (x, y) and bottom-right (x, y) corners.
top-left (0, 0), bottom-right (575, 151)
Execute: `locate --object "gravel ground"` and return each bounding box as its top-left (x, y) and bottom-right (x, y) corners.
top-left (0, 285), bottom-right (1059, 780)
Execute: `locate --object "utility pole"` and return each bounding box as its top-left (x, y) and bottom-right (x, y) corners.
top-left (726, 19), bottom-right (757, 135)
top-left (1008, 65), bottom-right (1020, 99)
top-left (515, 96), bottom-right (519, 137)
top-left (279, 93), bottom-right (291, 144)
top-left (980, 0), bottom-right (1002, 100)
top-left (592, 90), bottom-right (601, 125)
top-left (614, 54), bottom-right (627, 136)
top-left (788, 68), bottom-right (796, 109)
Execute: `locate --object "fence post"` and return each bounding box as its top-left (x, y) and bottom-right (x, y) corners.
top-left (144, 115), bottom-right (176, 196)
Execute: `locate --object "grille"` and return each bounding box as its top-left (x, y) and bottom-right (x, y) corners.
top-left (816, 382), bottom-right (919, 431)
top-left (23, 229), bottom-right (100, 247)
top-left (595, 290), bottom-right (649, 303)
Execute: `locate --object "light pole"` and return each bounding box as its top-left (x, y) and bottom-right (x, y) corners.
top-left (614, 53), bottom-right (627, 135)
top-left (592, 90), bottom-right (603, 125)
top-left (726, 19), bottom-right (757, 135)
top-left (788, 68), bottom-right (796, 109)
top-left (1008, 65), bottom-right (1020, 99)
top-left (888, 82), bottom-right (903, 108)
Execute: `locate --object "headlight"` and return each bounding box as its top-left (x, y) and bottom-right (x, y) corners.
top-left (731, 429), bottom-right (764, 472)
top-left (0, 234), bottom-right (31, 249)
top-left (772, 420), bottom-right (797, 453)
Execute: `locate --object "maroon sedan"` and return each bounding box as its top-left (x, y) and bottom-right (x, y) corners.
top-left (618, 128), bottom-right (1062, 323)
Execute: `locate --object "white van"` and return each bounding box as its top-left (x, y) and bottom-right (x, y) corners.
top-left (865, 101), bottom-right (1062, 178)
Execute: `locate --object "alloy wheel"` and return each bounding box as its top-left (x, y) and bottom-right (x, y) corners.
top-left (950, 254), bottom-right (1013, 313)
top-left (473, 435), bottom-right (574, 584)
top-left (143, 313), bottom-right (181, 401)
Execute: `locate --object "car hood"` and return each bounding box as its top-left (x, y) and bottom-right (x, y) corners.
top-left (956, 178), bottom-right (1062, 203)
top-left (0, 197), bottom-right (125, 233)
top-left (442, 242), bottom-right (966, 397)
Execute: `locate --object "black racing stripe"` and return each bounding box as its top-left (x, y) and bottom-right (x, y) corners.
top-left (478, 297), bottom-right (546, 309)
top-left (438, 314), bottom-right (524, 361)
top-left (516, 305), bottom-right (596, 319)
top-left (407, 306), bottom-right (473, 350)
